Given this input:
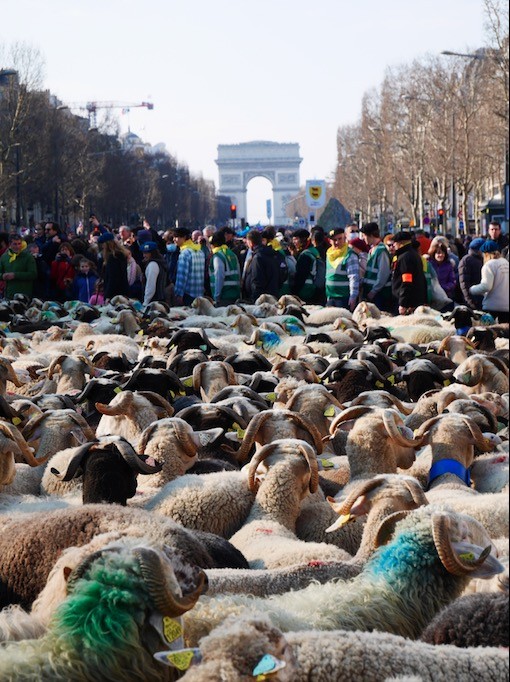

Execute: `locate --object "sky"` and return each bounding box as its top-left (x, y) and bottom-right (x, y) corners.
top-left (1, 0), bottom-right (487, 225)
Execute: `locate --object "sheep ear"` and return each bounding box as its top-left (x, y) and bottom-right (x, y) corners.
top-left (192, 428), bottom-right (223, 447)
top-left (70, 429), bottom-right (87, 445)
top-left (335, 419), bottom-right (356, 433)
top-left (451, 541), bottom-right (504, 578)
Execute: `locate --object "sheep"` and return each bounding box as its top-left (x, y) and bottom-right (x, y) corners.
top-left (326, 406), bottom-right (423, 483)
top-left (0, 421), bottom-right (49, 488)
top-left (305, 306), bottom-right (352, 326)
top-left (183, 507), bottom-right (503, 648)
top-left (349, 389), bottom-right (413, 415)
top-left (0, 539), bottom-right (206, 681)
top-left (409, 415), bottom-right (509, 538)
top-left (454, 354), bottom-right (509, 395)
top-left (470, 449), bottom-right (509, 493)
top-left (231, 408), bottom-right (324, 465)
top-left (189, 360), bottom-right (237, 401)
top-left (284, 383), bottom-right (344, 440)
top-left (47, 435), bottom-right (163, 504)
top-left (136, 417), bottom-right (224, 491)
top-left (94, 389), bottom-right (174, 446)
top-left (0, 504), bottom-right (244, 609)
top-left (420, 592), bottom-right (509, 648)
top-left (228, 439), bottom-right (354, 569)
top-left (143, 470), bottom-right (256, 538)
top-left (178, 613), bottom-right (509, 682)
top-left (167, 348), bottom-right (208, 378)
top-left (207, 474), bottom-right (429, 596)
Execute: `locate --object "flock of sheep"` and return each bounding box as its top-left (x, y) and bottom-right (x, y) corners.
top-left (0, 292), bottom-right (508, 681)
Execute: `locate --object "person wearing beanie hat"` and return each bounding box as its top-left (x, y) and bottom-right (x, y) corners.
top-left (458, 238), bottom-right (485, 310)
top-left (360, 222), bottom-right (392, 311)
top-left (141, 242), bottom-right (168, 307)
top-left (469, 239), bottom-right (509, 322)
top-left (97, 232), bottom-right (115, 244)
top-left (173, 227), bottom-right (205, 305)
top-left (391, 231), bottom-right (427, 315)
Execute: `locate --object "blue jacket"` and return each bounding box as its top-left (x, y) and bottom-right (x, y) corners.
top-left (74, 272), bottom-right (99, 302)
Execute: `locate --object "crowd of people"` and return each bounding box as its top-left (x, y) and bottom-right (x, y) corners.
top-left (0, 216), bottom-right (508, 322)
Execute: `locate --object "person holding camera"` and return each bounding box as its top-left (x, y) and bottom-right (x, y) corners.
top-left (50, 242), bottom-right (76, 301)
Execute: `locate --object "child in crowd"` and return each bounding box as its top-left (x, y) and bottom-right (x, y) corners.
top-left (89, 278), bottom-right (105, 306)
top-left (73, 258), bottom-right (99, 303)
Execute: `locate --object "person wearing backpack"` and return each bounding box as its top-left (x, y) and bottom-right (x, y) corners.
top-left (325, 228), bottom-right (360, 311)
top-left (290, 229), bottom-right (324, 304)
top-left (209, 231), bottom-right (241, 305)
top-left (262, 227), bottom-right (290, 295)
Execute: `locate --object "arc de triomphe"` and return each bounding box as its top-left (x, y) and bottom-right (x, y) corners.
top-left (216, 141), bottom-right (302, 225)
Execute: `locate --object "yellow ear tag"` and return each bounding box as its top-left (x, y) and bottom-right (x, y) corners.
top-left (12, 417), bottom-right (22, 426)
top-left (169, 390), bottom-right (175, 400)
top-left (178, 390), bottom-right (186, 396)
top-left (323, 377), bottom-right (329, 384)
top-left (320, 458), bottom-right (334, 469)
top-left (162, 617), bottom-right (183, 643)
top-left (375, 380), bottom-right (384, 388)
top-left (458, 552), bottom-right (475, 561)
top-left (138, 330), bottom-right (144, 336)
top-left (265, 393), bottom-right (276, 403)
top-left (114, 387), bottom-right (123, 394)
top-left (256, 340), bottom-right (263, 348)
top-left (165, 650), bottom-right (195, 671)
top-left (387, 375), bottom-right (395, 385)
top-left (443, 379), bottom-right (451, 387)
top-left (415, 351), bottom-right (422, 356)
top-left (323, 406), bottom-right (335, 417)
top-left (182, 377), bottom-right (193, 387)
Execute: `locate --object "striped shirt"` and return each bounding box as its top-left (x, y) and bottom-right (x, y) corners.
top-left (174, 246), bottom-right (205, 299)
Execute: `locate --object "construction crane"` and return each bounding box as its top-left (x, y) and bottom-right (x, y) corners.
top-left (59, 100), bottom-right (154, 128)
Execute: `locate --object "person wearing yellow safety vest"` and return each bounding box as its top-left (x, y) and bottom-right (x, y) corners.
top-left (290, 229), bottom-right (323, 304)
top-left (209, 231), bottom-right (241, 305)
top-left (325, 228), bottom-right (360, 311)
top-left (360, 222), bottom-right (392, 312)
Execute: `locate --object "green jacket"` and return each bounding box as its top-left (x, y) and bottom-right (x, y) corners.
top-left (0, 247), bottom-right (37, 298)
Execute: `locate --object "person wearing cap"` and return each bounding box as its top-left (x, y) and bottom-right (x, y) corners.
top-left (458, 237), bottom-right (485, 310)
top-left (290, 228), bottom-right (324, 304)
top-left (141, 241), bottom-right (168, 307)
top-left (209, 232), bottom-right (241, 305)
top-left (469, 240), bottom-right (509, 323)
top-left (391, 231), bottom-right (428, 315)
top-left (173, 227), bottom-right (206, 306)
top-left (98, 232), bottom-right (129, 302)
top-left (360, 222), bottom-right (392, 312)
top-left (325, 228), bottom-right (359, 311)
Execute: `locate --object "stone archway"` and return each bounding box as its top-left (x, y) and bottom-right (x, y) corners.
top-left (216, 141), bottom-right (302, 225)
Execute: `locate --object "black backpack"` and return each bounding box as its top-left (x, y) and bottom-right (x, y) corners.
top-left (311, 254), bottom-right (326, 291)
top-left (275, 250), bottom-right (289, 289)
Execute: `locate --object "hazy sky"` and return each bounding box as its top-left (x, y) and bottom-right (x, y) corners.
top-left (1, 0), bottom-right (487, 224)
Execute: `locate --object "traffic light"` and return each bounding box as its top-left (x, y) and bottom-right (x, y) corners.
top-left (438, 208), bottom-right (445, 226)
top-left (230, 204), bottom-right (237, 219)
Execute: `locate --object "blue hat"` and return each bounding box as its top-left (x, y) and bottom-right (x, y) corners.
top-left (98, 232), bottom-right (114, 244)
top-left (469, 237), bottom-right (485, 251)
top-left (141, 241), bottom-right (158, 253)
top-left (480, 239), bottom-right (499, 253)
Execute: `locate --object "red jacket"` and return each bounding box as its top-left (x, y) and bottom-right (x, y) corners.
top-left (50, 256), bottom-right (75, 291)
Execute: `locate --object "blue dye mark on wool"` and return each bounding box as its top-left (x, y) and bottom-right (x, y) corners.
top-left (260, 331), bottom-right (281, 349)
top-left (285, 323), bottom-right (303, 336)
top-left (366, 529), bottom-right (437, 580)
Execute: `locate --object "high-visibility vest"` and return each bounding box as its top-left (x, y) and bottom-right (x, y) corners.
top-left (209, 247), bottom-right (241, 302)
top-left (362, 242), bottom-right (391, 297)
top-left (297, 246), bottom-right (320, 301)
top-left (326, 247), bottom-right (352, 300)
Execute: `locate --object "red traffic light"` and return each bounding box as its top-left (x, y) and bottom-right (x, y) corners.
top-left (438, 208), bottom-right (444, 215)
top-left (230, 204), bottom-right (237, 219)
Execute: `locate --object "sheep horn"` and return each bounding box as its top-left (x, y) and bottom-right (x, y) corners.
top-left (138, 391), bottom-right (175, 417)
top-left (412, 415), bottom-right (445, 442)
top-left (437, 334), bottom-right (454, 356)
top-left (51, 442), bottom-right (97, 480)
top-left (172, 420), bottom-right (199, 458)
top-left (382, 409), bottom-right (424, 448)
top-left (330, 477), bottom-right (389, 516)
top-left (46, 355), bottom-right (67, 379)
top-left (114, 438), bottom-right (163, 474)
top-left (358, 359), bottom-right (388, 385)
top-left (458, 416), bottom-right (496, 453)
top-left (222, 361), bottom-right (237, 386)
top-left (95, 391), bottom-right (134, 416)
top-left (0, 421), bottom-right (49, 466)
top-left (402, 479), bottom-right (429, 507)
top-left (0, 358), bottom-right (23, 387)
top-left (329, 405), bottom-right (377, 435)
top-left (134, 547), bottom-right (207, 616)
top-left (286, 411), bottom-right (324, 454)
top-left (295, 441), bottom-right (319, 492)
top-left (192, 362), bottom-right (207, 393)
top-left (137, 422), bottom-right (161, 454)
top-left (437, 389), bottom-right (462, 414)
top-left (432, 512), bottom-right (493, 576)
top-left (234, 410), bottom-right (276, 464)
top-left (68, 412), bottom-right (97, 442)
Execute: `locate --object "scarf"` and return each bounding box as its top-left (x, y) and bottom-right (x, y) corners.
top-left (268, 238), bottom-right (283, 252)
top-left (180, 239), bottom-right (202, 253)
top-left (326, 244), bottom-right (349, 269)
top-left (8, 250), bottom-right (18, 263)
top-left (212, 245), bottom-right (229, 256)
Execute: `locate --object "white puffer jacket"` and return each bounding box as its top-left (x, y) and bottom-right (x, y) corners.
top-left (470, 257), bottom-right (509, 312)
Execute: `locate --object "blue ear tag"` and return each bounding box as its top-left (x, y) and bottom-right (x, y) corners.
top-left (199, 345), bottom-right (208, 351)
top-left (252, 654), bottom-right (286, 678)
